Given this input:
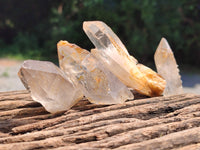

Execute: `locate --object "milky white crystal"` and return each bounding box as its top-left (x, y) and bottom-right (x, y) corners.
top-left (57, 41), bottom-right (133, 104)
top-left (154, 38), bottom-right (183, 96)
top-left (18, 60), bottom-right (83, 113)
top-left (83, 21), bottom-right (165, 96)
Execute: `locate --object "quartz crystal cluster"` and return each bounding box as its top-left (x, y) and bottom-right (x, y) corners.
top-left (83, 21), bottom-right (166, 97)
top-left (18, 21), bottom-right (183, 113)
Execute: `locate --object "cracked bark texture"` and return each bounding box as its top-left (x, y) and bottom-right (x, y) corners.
top-left (0, 90), bottom-right (200, 150)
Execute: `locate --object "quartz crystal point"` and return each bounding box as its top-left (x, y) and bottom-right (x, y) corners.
top-left (83, 21), bottom-right (166, 96)
top-left (18, 60), bottom-right (83, 113)
top-left (154, 38), bottom-right (183, 96)
top-left (57, 41), bottom-right (133, 104)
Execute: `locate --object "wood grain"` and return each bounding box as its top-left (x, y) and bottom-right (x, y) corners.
top-left (0, 90), bottom-right (200, 150)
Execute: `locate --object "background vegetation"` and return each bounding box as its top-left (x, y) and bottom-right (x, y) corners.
top-left (0, 0), bottom-right (199, 67)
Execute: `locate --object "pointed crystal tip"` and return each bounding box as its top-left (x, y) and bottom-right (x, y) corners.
top-left (83, 21), bottom-right (104, 29)
top-left (158, 37), bottom-right (171, 51)
top-left (57, 40), bottom-right (70, 47)
top-left (154, 38), bottom-right (183, 96)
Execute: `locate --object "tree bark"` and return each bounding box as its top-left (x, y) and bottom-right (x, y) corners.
top-left (0, 90), bottom-right (200, 149)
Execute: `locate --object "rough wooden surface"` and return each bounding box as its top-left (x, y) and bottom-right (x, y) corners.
top-left (0, 90), bottom-right (200, 150)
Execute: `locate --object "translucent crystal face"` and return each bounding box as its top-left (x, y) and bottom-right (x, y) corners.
top-left (83, 21), bottom-right (166, 96)
top-left (80, 53), bottom-right (134, 104)
top-left (57, 41), bottom-right (134, 104)
top-left (154, 38), bottom-right (183, 96)
top-left (18, 60), bottom-right (83, 113)
top-left (57, 41), bottom-right (89, 86)
top-left (83, 21), bottom-right (132, 57)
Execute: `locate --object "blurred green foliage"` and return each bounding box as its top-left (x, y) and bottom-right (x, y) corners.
top-left (0, 0), bottom-right (199, 66)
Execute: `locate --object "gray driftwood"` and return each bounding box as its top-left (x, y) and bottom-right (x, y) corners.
top-left (0, 90), bottom-right (200, 150)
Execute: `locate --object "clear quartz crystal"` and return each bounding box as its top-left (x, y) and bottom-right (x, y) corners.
top-left (18, 60), bottom-right (83, 113)
top-left (154, 38), bottom-right (183, 96)
top-left (83, 21), bottom-right (165, 96)
top-left (80, 53), bottom-right (134, 104)
top-left (57, 41), bottom-right (133, 104)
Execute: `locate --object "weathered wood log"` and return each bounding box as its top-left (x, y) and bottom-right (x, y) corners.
top-left (0, 90), bottom-right (200, 150)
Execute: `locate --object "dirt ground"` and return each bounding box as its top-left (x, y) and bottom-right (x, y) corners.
top-left (0, 59), bottom-right (199, 95)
